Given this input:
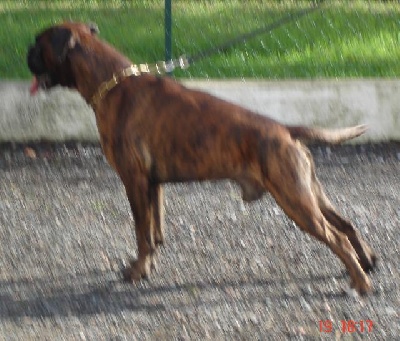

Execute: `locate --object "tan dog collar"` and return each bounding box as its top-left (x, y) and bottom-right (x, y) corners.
top-left (91, 64), bottom-right (141, 107)
top-left (91, 56), bottom-right (189, 107)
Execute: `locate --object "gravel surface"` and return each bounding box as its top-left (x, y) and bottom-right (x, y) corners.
top-left (0, 142), bottom-right (399, 340)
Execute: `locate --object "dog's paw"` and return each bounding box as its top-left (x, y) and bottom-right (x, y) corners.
top-left (362, 253), bottom-right (378, 274)
top-left (122, 258), bottom-right (151, 282)
top-left (350, 277), bottom-right (373, 297)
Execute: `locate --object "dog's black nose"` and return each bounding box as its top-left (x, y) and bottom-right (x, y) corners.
top-left (27, 44), bottom-right (46, 75)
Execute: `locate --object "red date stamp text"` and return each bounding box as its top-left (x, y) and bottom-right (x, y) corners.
top-left (319, 319), bottom-right (373, 334)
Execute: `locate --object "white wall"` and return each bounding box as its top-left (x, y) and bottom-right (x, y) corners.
top-left (0, 79), bottom-right (399, 142)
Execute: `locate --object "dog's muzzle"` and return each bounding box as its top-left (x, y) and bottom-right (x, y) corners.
top-left (27, 44), bottom-right (52, 95)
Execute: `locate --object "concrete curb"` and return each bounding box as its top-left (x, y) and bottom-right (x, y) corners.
top-left (1, 79), bottom-right (399, 142)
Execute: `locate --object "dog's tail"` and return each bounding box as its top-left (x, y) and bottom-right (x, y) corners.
top-left (287, 124), bottom-right (367, 144)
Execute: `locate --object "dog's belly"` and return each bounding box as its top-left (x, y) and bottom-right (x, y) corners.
top-left (157, 159), bottom-right (266, 202)
top-left (149, 137), bottom-right (266, 202)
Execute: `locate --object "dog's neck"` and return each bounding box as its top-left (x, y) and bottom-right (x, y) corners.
top-left (69, 39), bottom-right (132, 107)
top-left (91, 64), bottom-right (145, 107)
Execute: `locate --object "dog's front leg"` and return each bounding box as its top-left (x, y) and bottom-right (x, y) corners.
top-left (151, 184), bottom-right (165, 247)
top-left (122, 173), bottom-right (155, 282)
top-left (147, 184), bottom-right (164, 273)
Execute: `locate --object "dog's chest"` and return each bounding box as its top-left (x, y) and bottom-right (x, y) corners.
top-left (93, 111), bottom-right (119, 171)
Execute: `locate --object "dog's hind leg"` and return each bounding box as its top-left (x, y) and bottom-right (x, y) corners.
top-left (265, 143), bottom-right (372, 294)
top-left (312, 177), bottom-right (377, 273)
top-left (302, 148), bottom-right (377, 273)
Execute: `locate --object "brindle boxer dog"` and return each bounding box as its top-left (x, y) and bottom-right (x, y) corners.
top-left (27, 22), bottom-right (376, 295)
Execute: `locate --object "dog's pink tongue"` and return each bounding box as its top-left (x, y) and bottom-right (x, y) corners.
top-left (30, 76), bottom-right (39, 95)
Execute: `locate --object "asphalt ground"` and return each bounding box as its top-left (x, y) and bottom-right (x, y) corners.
top-left (0, 142), bottom-right (399, 340)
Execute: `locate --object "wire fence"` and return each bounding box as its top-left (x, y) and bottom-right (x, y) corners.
top-left (1, 0), bottom-right (400, 79)
top-left (165, 0), bottom-right (400, 79)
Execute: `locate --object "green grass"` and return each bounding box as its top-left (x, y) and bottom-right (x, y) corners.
top-left (1, 0), bottom-right (400, 79)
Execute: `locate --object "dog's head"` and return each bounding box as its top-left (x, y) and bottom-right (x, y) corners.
top-left (27, 22), bottom-right (99, 94)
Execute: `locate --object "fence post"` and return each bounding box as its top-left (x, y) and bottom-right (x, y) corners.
top-left (165, 0), bottom-right (172, 74)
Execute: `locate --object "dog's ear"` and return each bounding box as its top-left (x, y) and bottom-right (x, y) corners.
top-left (51, 27), bottom-right (76, 63)
top-left (87, 22), bottom-right (99, 35)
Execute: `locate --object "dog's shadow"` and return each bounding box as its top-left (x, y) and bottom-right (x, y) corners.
top-left (0, 269), bottom-right (350, 319)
